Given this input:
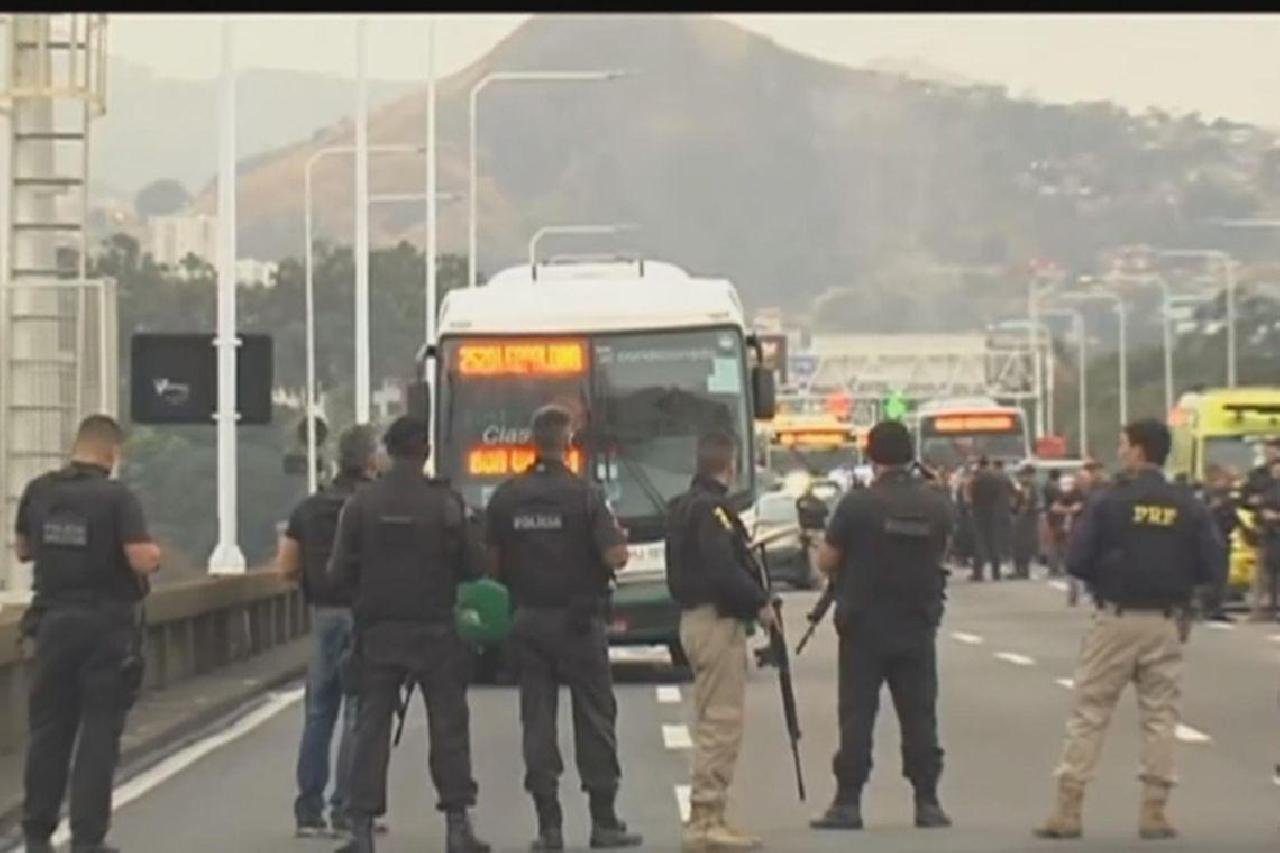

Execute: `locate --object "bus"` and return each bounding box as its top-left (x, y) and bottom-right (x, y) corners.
top-left (423, 258), bottom-right (774, 669)
top-left (1167, 387), bottom-right (1280, 593)
top-left (765, 400), bottom-right (865, 492)
top-left (913, 397), bottom-right (1031, 471)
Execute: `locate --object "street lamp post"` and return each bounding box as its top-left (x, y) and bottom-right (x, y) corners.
top-left (1060, 283), bottom-right (1129, 426)
top-left (1159, 249), bottom-right (1237, 388)
top-left (302, 142), bottom-right (453, 493)
top-left (468, 69), bottom-right (630, 289)
top-left (1111, 271), bottom-right (1175, 414)
top-left (355, 17), bottom-right (370, 424)
top-left (528, 223), bottom-right (638, 267)
top-left (1027, 274), bottom-right (1062, 439)
top-left (1038, 308), bottom-right (1088, 458)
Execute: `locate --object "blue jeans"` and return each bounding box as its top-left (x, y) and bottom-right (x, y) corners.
top-left (294, 607), bottom-right (358, 823)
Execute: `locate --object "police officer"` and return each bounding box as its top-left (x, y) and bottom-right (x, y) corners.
top-left (485, 405), bottom-right (642, 850)
top-left (1012, 463), bottom-right (1040, 580)
top-left (666, 430), bottom-right (773, 850)
top-left (15, 415), bottom-right (161, 853)
top-left (279, 425), bottom-right (379, 838)
top-left (969, 457), bottom-right (1012, 582)
top-left (810, 421), bottom-right (953, 832)
top-left (1034, 418), bottom-right (1226, 841)
top-left (327, 417), bottom-right (489, 853)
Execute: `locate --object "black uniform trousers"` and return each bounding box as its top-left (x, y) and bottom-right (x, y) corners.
top-left (347, 623), bottom-right (478, 816)
top-left (24, 605), bottom-right (134, 845)
top-left (513, 607), bottom-right (622, 798)
top-left (832, 614), bottom-right (943, 797)
top-left (971, 511), bottom-right (1005, 580)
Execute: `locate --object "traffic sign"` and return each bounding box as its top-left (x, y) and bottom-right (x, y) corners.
top-left (883, 390), bottom-right (909, 421)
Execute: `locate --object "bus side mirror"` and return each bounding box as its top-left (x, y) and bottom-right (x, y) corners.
top-left (406, 380), bottom-right (432, 422)
top-left (752, 366), bottom-right (776, 420)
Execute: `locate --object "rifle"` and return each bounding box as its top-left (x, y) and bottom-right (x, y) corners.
top-left (732, 524), bottom-right (805, 802)
top-left (795, 583), bottom-right (835, 656)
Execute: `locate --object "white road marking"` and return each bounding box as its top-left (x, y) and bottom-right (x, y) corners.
top-left (609, 645), bottom-right (671, 665)
top-left (50, 687), bottom-right (304, 847)
top-left (1175, 724), bottom-right (1212, 744)
top-left (995, 652), bottom-right (1036, 667)
top-left (657, 686), bottom-right (682, 704)
top-left (951, 631), bottom-right (984, 646)
top-left (1048, 580), bottom-right (1069, 592)
top-left (675, 784), bottom-right (692, 823)
top-left (1055, 678), bottom-right (1075, 690)
top-left (1206, 621), bottom-right (1236, 631)
top-left (1267, 634), bottom-right (1280, 644)
top-left (663, 724), bottom-right (693, 750)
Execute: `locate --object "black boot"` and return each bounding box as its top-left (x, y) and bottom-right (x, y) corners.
top-left (914, 787), bottom-right (952, 829)
top-left (531, 794), bottom-right (564, 851)
top-left (588, 789), bottom-right (643, 848)
top-left (446, 810), bottom-right (491, 853)
top-left (333, 814), bottom-right (375, 853)
top-left (810, 789), bottom-right (864, 830)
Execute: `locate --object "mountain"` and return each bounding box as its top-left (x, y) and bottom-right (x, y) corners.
top-left (184, 14), bottom-right (1280, 328)
top-left (864, 55), bottom-right (979, 88)
top-left (94, 57), bottom-right (415, 197)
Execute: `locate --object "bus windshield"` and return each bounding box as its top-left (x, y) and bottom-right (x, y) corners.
top-left (918, 411), bottom-right (1028, 469)
top-left (591, 329), bottom-right (752, 528)
top-left (435, 329), bottom-right (753, 526)
top-left (1203, 435), bottom-right (1276, 483)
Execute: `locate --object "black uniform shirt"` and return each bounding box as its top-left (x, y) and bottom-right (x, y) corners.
top-left (327, 460), bottom-right (480, 627)
top-left (825, 468), bottom-right (953, 626)
top-left (486, 458), bottom-right (623, 609)
top-left (665, 475), bottom-right (768, 620)
top-left (285, 473), bottom-right (369, 607)
top-left (1067, 467), bottom-right (1226, 607)
top-left (15, 461), bottom-right (151, 606)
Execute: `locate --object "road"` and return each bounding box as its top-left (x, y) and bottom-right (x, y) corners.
top-left (55, 570), bottom-right (1280, 851)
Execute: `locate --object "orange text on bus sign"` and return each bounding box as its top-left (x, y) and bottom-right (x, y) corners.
top-left (932, 414), bottom-right (1018, 433)
top-left (458, 340), bottom-right (587, 377)
top-left (467, 445), bottom-right (582, 476)
top-left (778, 430), bottom-right (850, 447)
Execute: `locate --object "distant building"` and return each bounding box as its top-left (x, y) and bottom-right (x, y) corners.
top-left (148, 212), bottom-right (217, 269)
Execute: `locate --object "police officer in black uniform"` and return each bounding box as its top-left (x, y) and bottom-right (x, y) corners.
top-left (15, 415), bottom-right (161, 853)
top-left (811, 420), bottom-right (954, 832)
top-left (327, 417), bottom-right (489, 853)
top-left (279, 425), bottom-right (379, 838)
top-left (485, 405), bottom-right (642, 851)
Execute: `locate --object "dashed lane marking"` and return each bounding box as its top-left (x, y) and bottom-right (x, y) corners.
top-left (1175, 724), bottom-right (1212, 745)
top-left (675, 785), bottom-right (691, 823)
top-left (1048, 580), bottom-right (1069, 592)
top-left (1206, 621), bottom-right (1236, 631)
top-left (1055, 678), bottom-right (1075, 690)
top-left (995, 652), bottom-right (1036, 667)
top-left (657, 686), bottom-right (682, 704)
top-left (951, 632), bottom-right (984, 645)
top-left (1267, 634), bottom-right (1280, 644)
top-left (663, 724), bottom-right (693, 750)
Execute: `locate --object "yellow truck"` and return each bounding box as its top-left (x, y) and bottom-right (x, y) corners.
top-left (1167, 387), bottom-right (1280, 591)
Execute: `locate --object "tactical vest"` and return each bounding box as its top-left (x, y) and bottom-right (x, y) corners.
top-left (837, 476), bottom-right (946, 625)
top-left (32, 466), bottom-right (139, 606)
top-left (495, 464), bottom-right (606, 609)
top-left (299, 486), bottom-right (354, 607)
top-left (353, 474), bottom-right (468, 627)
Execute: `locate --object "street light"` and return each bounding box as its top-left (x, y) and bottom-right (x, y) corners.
top-left (1158, 249), bottom-right (1237, 388)
top-left (1058, 282), bottom-right (1128, 426)
top-left (1027, 271), bottom-right (1065, 439)
top-left (1109, 270), bottom-right (1175, 414)
top-left (301, 141), bottom-right (453, 493)
top-left (528, 223), bottom-right (639, 267)
top-left (468, 69), bottom-right (631, 288)
top-left (1037, 307), bottom-right (1088, 459)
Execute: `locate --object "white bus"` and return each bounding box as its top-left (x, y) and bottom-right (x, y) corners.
top-left (912, 396), bottom-right (1031, 470)
top-left (419, 258), bottom-right (775, 668)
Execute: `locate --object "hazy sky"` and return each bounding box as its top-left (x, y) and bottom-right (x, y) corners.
top-left (108, 13), bottom-right (1280, 128)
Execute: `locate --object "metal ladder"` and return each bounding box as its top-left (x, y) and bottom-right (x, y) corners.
top-left (0, 14), bottom-right (108, 593)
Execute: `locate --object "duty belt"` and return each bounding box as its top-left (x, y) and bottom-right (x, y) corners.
top-left (1097, 601), bottom-right (1177, 618)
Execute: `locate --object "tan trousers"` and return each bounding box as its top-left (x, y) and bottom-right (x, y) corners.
top-left (680, 605), bottom-right (748, 808)
top-left (1054, 608), bottom-right (1183, 788)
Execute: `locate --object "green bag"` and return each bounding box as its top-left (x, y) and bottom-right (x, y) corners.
top-left (454, 578), bottom-right (513, 645)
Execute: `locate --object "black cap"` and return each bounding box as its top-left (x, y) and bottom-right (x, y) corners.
top-left (867, 421), bottom-right (913, 466)
top-left (384, 416), bottom-right (429, 459)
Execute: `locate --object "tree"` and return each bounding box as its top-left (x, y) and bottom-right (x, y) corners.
top-left (133, 178), bottom-right (192, 220)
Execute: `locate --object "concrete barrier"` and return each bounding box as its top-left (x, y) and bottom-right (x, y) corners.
top-left (0, 572), bottom-right (309, 756)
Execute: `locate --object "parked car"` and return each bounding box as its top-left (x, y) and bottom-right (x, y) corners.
top-left (752, 480), bottom-right (843, 590)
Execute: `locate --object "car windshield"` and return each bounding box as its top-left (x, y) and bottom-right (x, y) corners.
top-left (591, 329), bottom-right (753, 527)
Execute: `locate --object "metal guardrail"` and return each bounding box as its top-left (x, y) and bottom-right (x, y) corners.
top-left (0, 571), bottom-right (307, 755)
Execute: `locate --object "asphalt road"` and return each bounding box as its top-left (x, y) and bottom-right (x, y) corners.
top-left (50, 569), bottom-right (1280, 852)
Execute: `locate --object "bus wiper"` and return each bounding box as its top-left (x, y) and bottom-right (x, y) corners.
top-left (581, 423), bottom-right (670, 522)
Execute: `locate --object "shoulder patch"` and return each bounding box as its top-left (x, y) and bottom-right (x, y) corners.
top-left (713, 506), bottom-right (735, 531)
